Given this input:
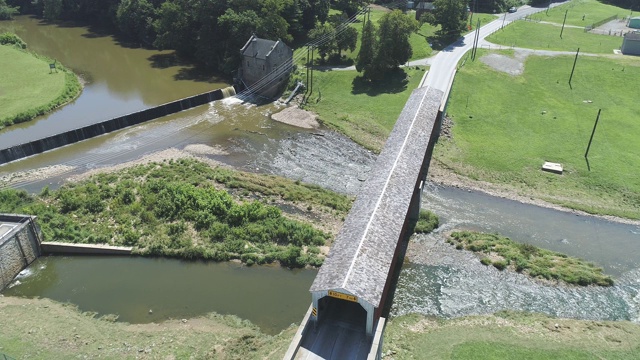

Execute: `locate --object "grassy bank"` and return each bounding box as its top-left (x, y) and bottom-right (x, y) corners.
top-left (385, 312), bottom-right (640, 359)
top-left (487, 21), bottom-right (623, 53)
top-left (305, 67), bottom-right (426, 152)
top-left (0, 159), bottom-right (354, 267)
top-left (447, 231), bottom-right (613, 286)
top-left (4, 296), bottom-right (640, 360)
top-left (0, 296), bottom-right (294, 359)
top-left (526, 0), bottom-right (629, 27)
top-left (437, 50), bottom-right (640, 219)
top-left (0, 33), bottom-right (81, 129)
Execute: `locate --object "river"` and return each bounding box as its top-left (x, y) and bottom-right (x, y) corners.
top-left (0, 15), bottom-right (227, 148)
top-left (1, 15), bottom-right (639, 334)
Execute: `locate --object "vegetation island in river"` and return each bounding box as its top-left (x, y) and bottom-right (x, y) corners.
top-left (448, 230), bottom-right (614, 286)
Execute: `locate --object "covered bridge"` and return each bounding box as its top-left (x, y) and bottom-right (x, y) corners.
top-left (309, 86), bottom-right (443, 338)
top-left (622, 31), bottom-right (640, 55)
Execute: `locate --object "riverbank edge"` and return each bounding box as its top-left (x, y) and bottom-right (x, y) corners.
top-left (2, 295), bottom-right (639, 359)
top-left (0, 39), bottom-right (83, 130)
top-left (427, 157), bottom-right (640, 227)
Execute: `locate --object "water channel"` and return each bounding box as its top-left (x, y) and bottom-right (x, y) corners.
top-left (1, 15), bottom-right (639, 334)
top-left (0, 16), bottom-right (227, 148)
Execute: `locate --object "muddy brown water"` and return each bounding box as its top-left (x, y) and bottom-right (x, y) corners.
top-left (1, 15), bottom-right (639, 333)
top-left (0, 15), bottom-right (227, 148)
top-left (4, 256), bottom-right (316, 335)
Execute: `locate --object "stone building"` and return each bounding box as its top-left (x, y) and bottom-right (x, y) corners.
top-left (621, 31), bottom-right (640, 56)
top-left (0, 214), bottom-right (41, 291)
top-left (238, 35), bottom-right (293, 99)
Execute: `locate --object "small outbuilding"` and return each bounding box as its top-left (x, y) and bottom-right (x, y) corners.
top-left (621, 31), bottom-right (640, 55)
top-left (238, 35), bottom-right (293, 99)
top-left (629, 16), bottom-right (640, 29)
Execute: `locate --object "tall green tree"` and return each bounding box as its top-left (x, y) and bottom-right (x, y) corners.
top-left (216, 9), bottom-right (260, 73)
top-left (0, 0), bottom-right (19, 20)
top-left (116, 0), bottom-right (155, 44)
top-left (429, 0), bottom-right (469, 38)
top-left (333, 0), bottom-right (368, 17)
top-left (355, 17), bottom-right (376, 74)
top-left (258, 0), bottom-right (293, 42)
top-left (335, 26), bottom-right (358, 57)
top-left (153, 0), bottom-right (197, 55)
top-left (308, 21), bottom-right (335, 62)
top-left (373, 10), bottom-right (418, 70)
top-left (42, 0), bottom-right (62, 20)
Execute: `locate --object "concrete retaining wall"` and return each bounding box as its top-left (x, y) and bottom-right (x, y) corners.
top-left (41, 242), bottom-right (132, 255)
top-left (0, 215), bottom-right (41, 291)
top-left (0, 86), bottom-right (238, 165)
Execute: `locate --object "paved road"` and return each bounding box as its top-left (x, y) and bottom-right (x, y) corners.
top-left (422, 3), bottom-right (568, 91)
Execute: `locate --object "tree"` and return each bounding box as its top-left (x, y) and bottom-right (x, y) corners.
top-left (308, 22), bottom-right (335, 62)
top-left (153, 0), bottom-right (197, 55)
top-left (429, 0), bottom-right (469, 38)
top-left (42, 0), bottom-right (62, 20)
top-left (257, 0), bottom-right (293, 43)
top-left (216, 9), bottom-right (260, 73)
top-left (0, 0), bottom-right (19, 20)
top-left (116, 0), bottom-right (155, 44)
top-left (333, 0), bottom-right (367, 18)
top-left (335, 26), bottom-right (358, 57)
top-left (373, 10), bottom-right (418, 70)
top-left (301, 0), bottom-right (329, 29)
top-left (355, 17), bottom-right (375, 75)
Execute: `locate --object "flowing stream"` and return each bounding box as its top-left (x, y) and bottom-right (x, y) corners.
top-left (1, 15), bottom-right (639, 334)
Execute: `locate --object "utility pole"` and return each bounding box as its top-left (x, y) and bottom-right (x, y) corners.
top-left (472, 19), bottom-right (480, 60)
top-left (305, 46), bottom-right (310, 97)
top-left (309, 46), bottom-right (314, 98)
top-left (502, 11), bottom-right (507, 29)
top-left (568, 47), bottom-right (580, 89)
top-left (584, 109), bottom-right (602, 171)
top-left (560, 10), bottom-right (568, 38)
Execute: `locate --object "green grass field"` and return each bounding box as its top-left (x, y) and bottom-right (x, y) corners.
top-left (386, 312), bottom-right (640, 360)
top-left (527, 0), bottom-right (630, 27)
top-left (437, 50), bottom-right (640, 219)
top-left (305, 66), bottom-right (427, 152)
top-left (487, 21), bottom-right (623, 53)
top-left (0, 45), bottom-right (65, 124)
top-left (0, 43), bottom-right (81, 129)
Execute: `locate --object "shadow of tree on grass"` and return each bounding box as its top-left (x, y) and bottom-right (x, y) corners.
top-left (351, 68), bottom-right (410, 96)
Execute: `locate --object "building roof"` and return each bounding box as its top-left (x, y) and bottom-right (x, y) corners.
top-left (310, 87), bottom-right (443, 307)
top-left (240, 35), bottom-right (281, 60)
top-left (625, 31), bottom-right (640, 41)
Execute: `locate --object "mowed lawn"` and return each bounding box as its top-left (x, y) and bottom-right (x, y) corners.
top-left (0, 45), bottom-right (66, 124)
top-left (438, 50), bottom-right (640, 218)
top-left (306, 66), bottom-right (427, 152)
top-left (527, 0), bottom-right (629, 27)
top-left (487, 21), bottom-right (623, 53)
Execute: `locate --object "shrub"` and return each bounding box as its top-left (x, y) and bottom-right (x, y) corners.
top-left (0, 32), bottom-right (25, 48)
top-left (414, 210), bottom-right (439, 234)
top-left (492, 260), bottom-right (507, 270)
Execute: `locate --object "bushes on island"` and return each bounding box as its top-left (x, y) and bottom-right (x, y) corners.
top-left (448, 231), bottom-right (614, 286)
top-left (0, 159), bottom-right (352, 268)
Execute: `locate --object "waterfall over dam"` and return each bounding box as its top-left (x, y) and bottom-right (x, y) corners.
top-left (0, 86), bottom-right (238, 166)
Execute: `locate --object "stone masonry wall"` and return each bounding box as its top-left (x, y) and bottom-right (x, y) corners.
top-left (0, 216), bottom-right (41, 291)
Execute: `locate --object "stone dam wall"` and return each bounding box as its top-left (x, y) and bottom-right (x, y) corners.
top-left (0, 215), bottom-right (41, 291)
top-left (0, 85), bottom-right (238, 165)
